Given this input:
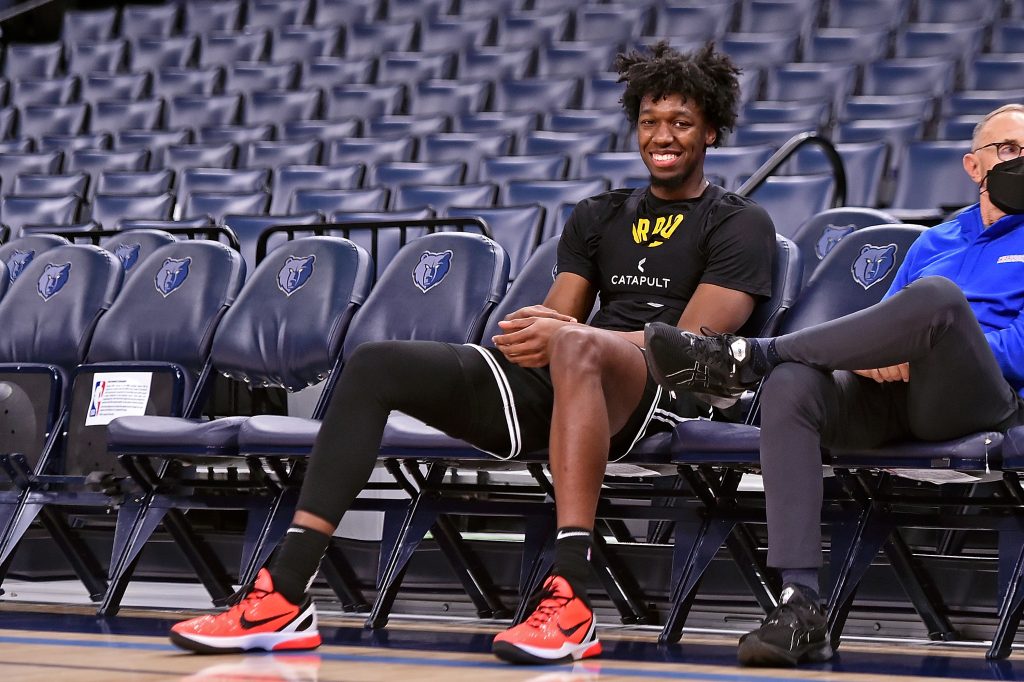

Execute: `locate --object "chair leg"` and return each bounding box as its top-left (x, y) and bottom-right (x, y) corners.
top-left (433, 515), bottom-right (510, 619)
top-left (98, 502), bottom-right (169, 616)
top-left (591, 533), bottom-right (651, 625)
top-left (826, 511), bottom-right (892, 651)
top-left (37, 506), bottom-right (108, 601)
top-left (883, 530), bottom-right (956, 641)
top-left (725, 525), bottom-right (779, 615)
top-left (990, 533), bottom-right (1024, 659)
top-left (161, 507), bottom-right (235, 605)
top-left (320, 543), bottom-right (369, 612)
top-left (239, 489), bottom-right (297, 586)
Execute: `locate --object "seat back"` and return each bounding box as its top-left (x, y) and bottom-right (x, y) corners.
top-left (211, 236), bottom-right (373, 390)
top-left (738, 234), bottom-right (803, 338)
top-left (223, 212), bottom-right (323, 272)
top-left (780, 224), bottom-right (925, 334)
top-left (342, 232), bottom-right (509, 355)
top-left (747, 175), bottom-right (835, 238)
top-left (480, 155), bottom-right (568, 184)
top-left (86, 240), bottom-right (245, 372)
top-left (447, 204), bottom-right (544, 279)
top-left (890, 141), bottom-right (978, 211)
top-left (503, 178), bottom-right (610, 240)
top-left (1, 194), bottom-right (81, 238)
top-left (393, 183), bottom-right (496, 212)
top-left (480, 236), bottom-right (559, 343)
top-left (91, 193), bottom-right (175, 229)
top-left (791, 207), bottom-right (901, 287)
top-left (0, 234), bottom-right (70, 284)
top-left (0, 244), bottom-right (121, 369)
top-left (102, 229), bottom-right (177, 282)
top-left (271, 164), bottom-right (365, 214)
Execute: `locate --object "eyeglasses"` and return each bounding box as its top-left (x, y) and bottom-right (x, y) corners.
top-left (972, 141), bottom-right (1024, 162)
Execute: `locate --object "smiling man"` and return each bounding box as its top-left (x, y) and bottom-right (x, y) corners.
top-left (168, 41), bottom-right (775, 665)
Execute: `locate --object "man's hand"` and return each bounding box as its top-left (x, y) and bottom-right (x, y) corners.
top-left (853, 363), bottom-right (910, 383)
top-left (504, 305), bottom-right (577, 324)
top-left (493, 316), bottom-right (575, 367)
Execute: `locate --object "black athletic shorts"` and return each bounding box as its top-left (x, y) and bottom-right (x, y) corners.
top-left (448, 343), bottom-right (702, 461)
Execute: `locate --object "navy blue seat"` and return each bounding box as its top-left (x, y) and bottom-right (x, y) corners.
top-left (579, 152), bottom-right (649, 189)
top-left (199, 30), bottom-right (269, 67)
top-left (448, 204), bottom-right (545, 279)
top-left (458, 47), bottom-right (535, 82)
top-left (991, 21), bottom-right (1024, 53)
top-left (862, 58), bottom-right (955, 98)
top-left (160, 144), bottom-right (238, 176)
top-left (314, 0), bottom-right (372, 27)
top-left (522, 130), bottom-right (615, 178)
top-left (280, 118), bottom-right (361, 143)
top-left (738, 0), bottom-right (816, 36)
top-left (365, 114), bottom-right (450, 139)
top-left (153, 67), bottom-right (223, 99)
top-left (246, 0), bottom-right (311, 28)
top-left (479, 154), bottom-right (568, 184)
top-left (0, 139), bottom-right (33, 154)
top-left (345, 20), bottom-right (417, 58)
top-left (503, 178), bottom-right (610, 240)
top-left (889, 141), bottom-right (978, 215)
top-left (182, 191), bottom-right (270, 223)
top-left (244, 89), bottom-right (322, 127)
top-left (803, 28), bottom-right (890, 65)
top-left (764, 63), bottom-right (857, 116)
top-left (196, 124), bottom-right (274, 146)
top-left (655, 3), bottom-right (733, 41)
top-left (943, 91), bottom-right (1018, 118)
top-left (720, 32), bottom-right (800, 69)
top-left (965, 56), bottom-right (1024, 92)
top-left (420, 17), bottom-right (493, 53)
top-left (915, 0), bottom-right (998, 23)
top-left (326, 209), bottom-right (436, 277)
top-left (0, 151), bottom-right (64, 197)
top-left (416, 133), bottom-right (512, 182)
top-left (271, 26), bottom-right (340, 62)
top-left (225, 62), bottom-right (300, 94)
top-left (1, 194), bottom-right (81, 238)
top-left (895, 23), bottom-right (985, 64)
top-left (293, 187), bottom-right (389, 214)
top-left (62, 7), bottom-right (118, 43)
top-left (4, 43), bottom-right (63, 80)
top-left (410, 80), bottom-right (490, 117)
top-left (183, 0), bottom-right (242, 34)
top-left (705, 145), bottom-right (775, 191)
top-left (301, 58), bottom-right (376, 90)
top-left (0, 234), bottom-right (70, 284)
top-left (130, 36), bottom-right (198, 72)
top-left (12, 172), bottom-right (89, 199)
top-left (580, 73), bottom-right (623, 111)
top-left (536, 43), bottom-right (618, 78)
top-left (730, 122), bottom-right (816, 148)
top-left (326, 84), bottom-right (405, 120)
top-left (788, 141), bottom-right (889, 208)
top-left (495, 12), bottom-right (569, 46)
top-left (791, 207), bottom-right (901, 286)
top-left (18, 104), bottom-right (88, 140)
top-left (393, 183), bottom-right (496, 212)
top-left (12, 76), bottom-right (78, 106)
top-left (80, 73), bottom-right (150, 103)
top-left (369, 161), bottom-right (465, 188)
top-left (101, 229), bottom-right (177, 282)
top-left (223, 212), bottom-right (324, 272)
top-left (119, 3), bottom-right (179, 39)
top-left (241, 139), bottom-right (322, 169)
top-left (66, 40), bottom-right (127, 76)
top-left (935, 115), bottom-right (982, 142)
top-left (492, 77), bottom-right (580, 114)
top-left (37, 133), bottom-right (113, 156)
top-left (749, 174), bottom-right (837, 239)
top-left (575, 5), bottom-right (649, 43)
top-left (454, 112), bottom-right (539, 152)
top-left (91, 193), bottom-right (176, 229)
top-left (91, 101), bottom-right (164, 134)
top-left (741, 101), bottom-right (829, 130)
top-left (271, 164), bottom-right (365, 214)
top-left (835, 117), bottom-right (924, 177)
top-left (377, 51), bottom-right (456, 85)
top-left (825, 0), bottom-right (909, 29)
top-left (178, 168), bottom-right (271, 211)
top-left (840, 94), bottom-right (934, 122)
top-left (115, 130), bottom-right (192, 159)
top-left (68, 149), bottom-right (151, 198)
top-left (101, 235), bottom-right (371, 612)
top-left (167, 94), bottom-right (242, 130)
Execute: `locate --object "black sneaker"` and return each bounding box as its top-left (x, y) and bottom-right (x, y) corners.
top-left (737, 583), bottom-right (833, 667)
top-left (643, 323), bottom-right (765, 408)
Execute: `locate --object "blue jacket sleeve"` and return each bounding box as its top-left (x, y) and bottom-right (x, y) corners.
top-left (881, 242), bottom-right (920, 300)
top-left (986, 310), bottom-right (1024, 391)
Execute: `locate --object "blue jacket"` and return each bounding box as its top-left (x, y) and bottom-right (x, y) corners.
top-left (883, 204), bottom-right (1024, 398)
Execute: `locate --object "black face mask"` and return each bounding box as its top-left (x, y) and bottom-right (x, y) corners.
top-left (986, 156), bottom-right (1024, 215)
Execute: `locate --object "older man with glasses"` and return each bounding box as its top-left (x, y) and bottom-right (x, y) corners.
top-left (643, 103), bottom-right (1024, 667)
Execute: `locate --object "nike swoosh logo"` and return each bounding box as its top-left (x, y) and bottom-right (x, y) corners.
top-left (558, 617), bottom-right (591, 638)
top-left (239, 611), bottom-right (293, 630)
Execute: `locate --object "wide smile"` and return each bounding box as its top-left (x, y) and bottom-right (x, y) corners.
top-left (649, 151), bottom-right (682, 169)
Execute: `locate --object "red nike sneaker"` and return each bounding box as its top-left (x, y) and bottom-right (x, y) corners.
top-left (170, 568), bottom-right (322, 654)
top-left (492, 575), bottom-right (602, 664)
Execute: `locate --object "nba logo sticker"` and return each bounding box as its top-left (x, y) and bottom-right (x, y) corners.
top-left (88, 380), bottom-right (106, 418)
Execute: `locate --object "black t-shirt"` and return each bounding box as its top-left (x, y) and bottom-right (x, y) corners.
top-left (556, 184), bottom-right (776, 332)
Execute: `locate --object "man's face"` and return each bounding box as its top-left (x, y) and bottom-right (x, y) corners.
top-left (636, 93), bottom-right (716, 195)
top-left (964, 110), bottom-right (1024, 188)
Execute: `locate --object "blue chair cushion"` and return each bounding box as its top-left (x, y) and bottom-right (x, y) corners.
top-left (239, 415), bottom-right (319, 452)
top-left (108, 415), bottom-right (248, 453)
top-left (672, 421), bottom-right (761, 464)
top-left (380, 412), bottom-right (495, 460)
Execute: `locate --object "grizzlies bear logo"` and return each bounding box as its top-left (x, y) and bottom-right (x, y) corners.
top-left (815, 224), bottom-right (856, 260)
top-left (155, 257), bottom-right (192, 297)
top-left (412, 250), bottom-right (453, 293)
top-left (37, 262), bottom-right (71, 300)
top-left (851, 243), bottom-right (898, 290)
top-left (6, 249), bottom-right (35, 282)
top-left (114, 243), bottom-right (142, 272)
top-left (277, 255), bottom-right (316, 296)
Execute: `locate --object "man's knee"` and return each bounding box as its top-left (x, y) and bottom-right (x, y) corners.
top-left (343, 340), bottom-right (404, 381)
top-left (549, 325), bottom-right (608, 377)
top-left (907, 276), bottom-right (970, 317)
top-left (761, 362), bottom-right (829, 420)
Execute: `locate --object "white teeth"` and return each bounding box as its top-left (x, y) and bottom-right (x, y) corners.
top-left (652, 153), bottom-right (679, 161)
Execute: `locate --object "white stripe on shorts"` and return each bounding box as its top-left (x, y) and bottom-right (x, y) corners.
top-left (466, 343), bottom-right (522, 460)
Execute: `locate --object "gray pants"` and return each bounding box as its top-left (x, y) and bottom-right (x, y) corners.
top-left (761, 276), bottom-right (1024, 568)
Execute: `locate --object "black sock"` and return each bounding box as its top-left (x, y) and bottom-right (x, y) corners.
top-left (780, 567), bottom-right (820, 596)
top-left (268, 525), bottom-right (332, 605)
top-left (553, 527), bottom-right (593, 605)
top-left (750, 338), bottom-right (782, 373)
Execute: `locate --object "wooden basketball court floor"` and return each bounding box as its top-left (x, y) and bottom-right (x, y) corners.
top-left (4, 579), bottom-right (1024, 682)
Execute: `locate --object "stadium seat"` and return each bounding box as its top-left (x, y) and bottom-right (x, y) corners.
top-left (81, 73), bottom-right (150, 103)
top-left (448, 204), bottom-right (545, 278)
top-left (495, 11), bottom-right (570, 46)
top-left (67, 149), bottom-right (151, 194)
top-left (62, 7), bottom-right (118, 43)
top-left (503, 178), bottom-right (610, 240)
top-left (243, 89), bottom-right (322, 126)
top-left (90, 193), bottom-right (176, 229)
top-left (576, 5), bottom-right (649, 43)
top-left (280, 118), bottom-right (361, 142)
top-left (325, 208), bottom-right (438, 277)
top-left (536, 43), bottom-right (618, 79)
top-left (117, 215), bottom-right (214, 232)
top-left (115, 129), bottom-right (193, 158)
top-left (915, 0), bottom-right (998, 23)
top-left (392, 183), bottom-right (497, 212)
top-left (96, 169), bottom-right (174, 196)
top-left (12, 172), bottom-right (89, 198)
top-left (787, 140), bottom-right (888, 208)
top-left (37, 133), bottom-right (113, 155)
top-left (119, 3), bottom-right (179, 39)
top-left (183, 191), bottom-right (270, 223)
top-left (803, 28), bottom-right (890, 65)
top-left (895, 23), bottom-right (985, 64)
top-left (730, 122), bottom-right (817, 148)
top-left (835, 117), bottom-right (924, 177)
top-left (417, 133), bottom-right (513, 182)
top-left (492, 77), bottom-right (580, 114)
top-left (12, 76), bottom-right (78, 106)
top-left (91, 100), bottom-right (164, 134)
top-left (943, 91), bottom-right (1018, 117)
top-left (222, 212), bottom-right (324, 271)
top-left (66, 40), bottom-right (127, 76)
top-left (102, 228), bottom-right (178, 281)
top-left (747, 174), bottom-right (836, 238)
top-left (737, 0), bottom-right (815, 36)
top-left (241, 140), bottom-right (322, 169)
top-left (271, 26), bottom-right (340, 62)
top-left (246, 0), bottom-right (311, 28)
top-left (824, 0), bottom-right (909, 29)
top-left (292, 187), bottom-right (389, 214)
top-left (178, 168), bottom-right (270, 209)
top-left (301, 58), bottom-right (376, 90)
top-left (270, 164), bottom-right (364, 214)
top-left (580, 73), bottom-right (624, 111)
top-left (991, 21), bottom-right (1024, 53)
top-left (4, 43), bottom-right (63, 80)
top-left (965, 56), bottom-right (1024, 92)
top-left (840, 95), bottom-right (934, 122)
top-left (167, 94), bottom-right (242, 129)
top-left (0, 233), bottom-right (70, 283)
top-left (327, 137), bottom-right (415, 166)
top-left (889, 141), bottom-right (978, 214)
top-left (183, 0), bottom-right (242, 34)
top-left (0, 139), bottom-right (33, 153)
top-left (740, 101), bottom-right (829, 130)
top-left (408, 80), bottom-right (490, 117)
top-left (225, 62), bottom-right (300, 94)
top-left (153, 67), bottom-right (223, 99)
top-left (161, 143), bottom-right (238, 176)
top-left (935, 115), bottom-right (982, 142)
top-left (0, 194), bottom-right (81, 238)
top-left (377, 51), bottom-right (456, 84)
top-left (326, 84), bottom-right (405, 120)
top-left (861, 58), bottom-right (955, 98)
top-left (522, 130), bottom-right (615, 178)
top-left (479, 154), bottom-right (568, 184)
top-left (790, 206), bottom-right (901, 286)
top-left (720, 32), bottom-right (800, 68)
top-left (199, 30), bottom-right (269, 67)
top-left (453, 112), bottom-right (539, 152)
top-left (764, 63), bottom-right (857, 115)
top-left (314, 0), bottom-right (373, 27)
top-left (17, 104), bottom-right (88, 140)
top-left (579, 152), bottom-right (649, 189)
top-left (365, 114), bottom-right (450, 138)
top-left (457, 47), bottom-right (535, 81)
top-left (0, 151), bottom-right (64, 195)
top-left (345, 21), bottom-right (418, 58)
top-left (196, 124), bottom-right (274, 146)
top-left (655, 3), bottom-right (733, 42)
top-left (704, 145), bottom-right (775, 191)
top-left (369, 161), bottom-right (465, 188)
top-left (129, 36), bottom-right (198, 72)
top-left (420, 17), bottom-right (494, 53)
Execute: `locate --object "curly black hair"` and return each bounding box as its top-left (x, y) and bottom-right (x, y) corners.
top-left (615, 41), bottom-right (741, 147)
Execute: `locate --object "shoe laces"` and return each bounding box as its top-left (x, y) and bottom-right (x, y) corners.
top-left (525, 585), bottom-right (571, 628)
top-left (691, 327), bottom-right (735, 371)
top-left (224, 580), bottom-right (271, 614)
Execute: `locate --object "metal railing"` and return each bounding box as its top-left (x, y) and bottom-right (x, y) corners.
top-left (735, 132), bottom-right (848, 209)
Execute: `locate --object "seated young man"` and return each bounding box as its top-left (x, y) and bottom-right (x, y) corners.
top-left (645, 103), bottom-right (1024, 667)
top-left (169, 42), bottom-right (776, 664)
